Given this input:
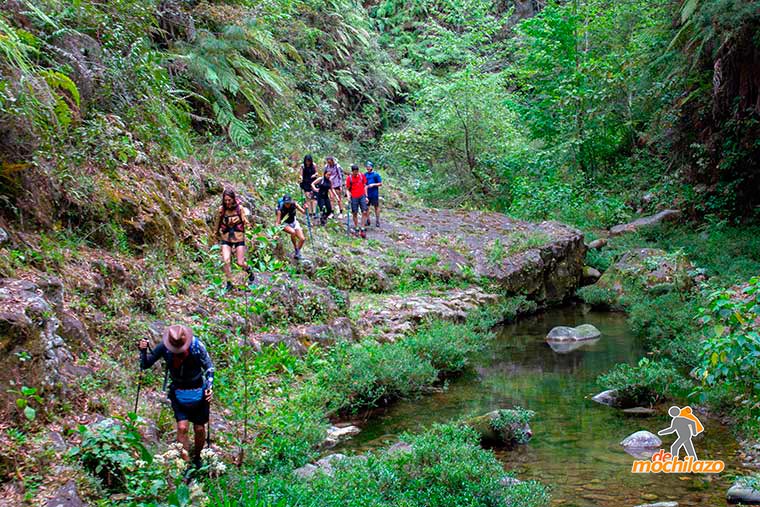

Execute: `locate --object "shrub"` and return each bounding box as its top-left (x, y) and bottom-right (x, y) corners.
top-left (577, 285), bottom-right (621, 309)
top-left (403, 320), bottom-right (484, 373)
top-left (491, 407), bottom-right (536, 445)
top-left (598, 358), bottom-right (692, 406)
top-left (312, 340), bottom-right (439, 415)
top-left (209, 424), bottom-right (550, 507)
top-left (68, 415), bottom-right (146, 491)
top-left (693, 277), bottom-right (760, 430)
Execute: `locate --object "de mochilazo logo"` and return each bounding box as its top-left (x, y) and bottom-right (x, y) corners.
top-left (630, 406), bottom-right (725, 474)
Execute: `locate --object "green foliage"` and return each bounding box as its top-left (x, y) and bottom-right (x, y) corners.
top-left (577, 285), bottom-right (620, 309)
top-left (599, 357), bottom-right (692, 407)
top-left (693, 277), bottom-right (760, 429)
top-left (68, 415), bottom-right (149, 491)
top-left (210, 424), bottom-right (549, 507)
top-left (491, 407), bottom-right (536, 445)
top-left (401, 320), bottom-right (486, 373)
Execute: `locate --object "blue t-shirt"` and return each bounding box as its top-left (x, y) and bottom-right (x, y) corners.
top-left (365, 171), bottom-right (382, 199)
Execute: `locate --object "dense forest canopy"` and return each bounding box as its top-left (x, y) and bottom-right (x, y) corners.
top-left (1, 0), bottom-right (759, 229)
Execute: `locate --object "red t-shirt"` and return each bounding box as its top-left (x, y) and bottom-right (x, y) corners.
top-left (346, 173), bottom-right (367, 198)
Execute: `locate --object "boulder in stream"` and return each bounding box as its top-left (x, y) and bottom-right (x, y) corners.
top-left (620, 430), bottom-right (662, 459)
top-left (727, 480), bottom-right (760, 505)
top-left (591, 389), bottom-right (621, 407)
top-left (546, 324), bottom-right (601, 341)
top-left (464, 408), bottom-right (534, 447)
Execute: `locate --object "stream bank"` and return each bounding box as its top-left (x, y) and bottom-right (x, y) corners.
top-left (335, 305), bottom-right (748, 507)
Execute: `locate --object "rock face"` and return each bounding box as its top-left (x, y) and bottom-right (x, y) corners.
top-left (356, 287), bottom-right (500, 342)
top-left (546, 324), bottom-right (601, 341)
top-left (609, 210), bottom-right (682, 236)
top-left (582, 248), bottom-right (693, 308)
top-left (315, 209), bottom-right (584, 304)
top-left (727, 482), bottom-right (760, 505)
top-left (45, 480), bottom-right (84, 507)
top-left (464, 409), bottom-right (534, 447)
top-left (0, 278), bottom-right (74, 417)
top-left (255, 272), bottom-right (349, 325)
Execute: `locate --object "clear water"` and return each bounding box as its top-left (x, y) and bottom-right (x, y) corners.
top-left (336, 306), bottom-right (748, 506)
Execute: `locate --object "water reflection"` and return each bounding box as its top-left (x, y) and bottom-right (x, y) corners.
top-left (336, 306), bottom-right (745, 506)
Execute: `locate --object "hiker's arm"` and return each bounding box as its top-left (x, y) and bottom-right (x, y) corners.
top-left (198, 341), bottom-right (215, 390)
top-left (214, 208), bottom-right (223, 237)
top-left (295, 203), bottom-right (305, 214)
top-left (275, 210), bottom-right (282, 226)
top-left (372, 175), bottom-right (383, 189)
top-left (139, 341), bottom-right (165, 370)
top-left (242, 206), bottom-right (251, 228)
top-left (311, 178), bottom-right (321, 192)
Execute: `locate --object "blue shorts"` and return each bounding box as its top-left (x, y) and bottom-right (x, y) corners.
top-left (368, 195), bottom-right (379, 207)
top-left (351, 196), bottom-right (368, 213)
top-left (169, 390), bottom-right (210, 425)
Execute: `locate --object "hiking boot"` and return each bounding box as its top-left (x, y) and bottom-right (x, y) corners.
top-left (360, 228), bottom-right (367, 239)
top-left (375, 219), bottom-right (380, 228)
top-left (247, 270), bottom-right (256, 285)
top-left (225, 281), bottom-right (234, 293)
top-left (365, 219), bottom-right (371, 227)
top-left (293, 249), bottom-right (301, 260)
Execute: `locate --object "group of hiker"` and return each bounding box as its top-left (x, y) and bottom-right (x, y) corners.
top-left (138, 155), bottom-right (383, 469)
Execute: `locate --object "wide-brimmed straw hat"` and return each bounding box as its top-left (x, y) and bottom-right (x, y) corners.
top-left (163, 324), bottom-right (193, 354)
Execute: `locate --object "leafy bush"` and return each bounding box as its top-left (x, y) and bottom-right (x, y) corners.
top-left (69, 415), bottom-right (148, 491)
top-left (627, 292), bottom-right (701, 368)
top-left (577, 285), bottom-right (621, 309)
top-left (313, 340), bottom-right (439, 414)
top-left (693, 277), bottom-right (760, 430)
top-left (491, 407), bottom-right (536, 445)
top-left (209, 424), bottom-right (550, 507)
top-left (402, 320), bottom-right (484, 373)
top-left (598, 358), bottom-right (692, 407)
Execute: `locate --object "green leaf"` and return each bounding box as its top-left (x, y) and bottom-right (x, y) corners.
top-left (23, 406), bottom-right (36, 421)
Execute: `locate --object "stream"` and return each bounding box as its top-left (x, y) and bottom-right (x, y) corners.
top-left (336, 305), bottom-right (745, 506)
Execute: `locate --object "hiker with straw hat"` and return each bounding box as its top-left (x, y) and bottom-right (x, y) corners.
top-left (138, 324), bottom-right (215, 468)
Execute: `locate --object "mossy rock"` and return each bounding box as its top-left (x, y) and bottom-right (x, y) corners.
top-left (582, 248), bottom-right (693, 308)
top-left (464, 408), bottom-right (534, 447)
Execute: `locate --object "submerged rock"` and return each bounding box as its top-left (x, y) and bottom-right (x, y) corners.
top-left (623, 407), bottom-right (657, 417)
top-left (634, 502), bottom-right (678, 507)
top-left (547, 338), bottom-right (599, 354)
top-left (546, 324), bottom-right (601, 341)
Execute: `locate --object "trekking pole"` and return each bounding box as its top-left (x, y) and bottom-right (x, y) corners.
top-left (346, 197), bottom-right (351, 237)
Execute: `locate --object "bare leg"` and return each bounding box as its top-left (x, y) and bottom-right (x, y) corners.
top-left (284, 226), bottom-right (298, 250)
top-left (374, 204), bottom-right (380, 224)
top-left (296, 228), bottom-right (306, 249)
top-left (235, 245), bottom-right (247, 271)
top-left (193, 423), bottom-right (206, 461)
top-left (221, 244), bottom-right (233, 282)
top-left (177, 420), bottom-right (191, 461)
